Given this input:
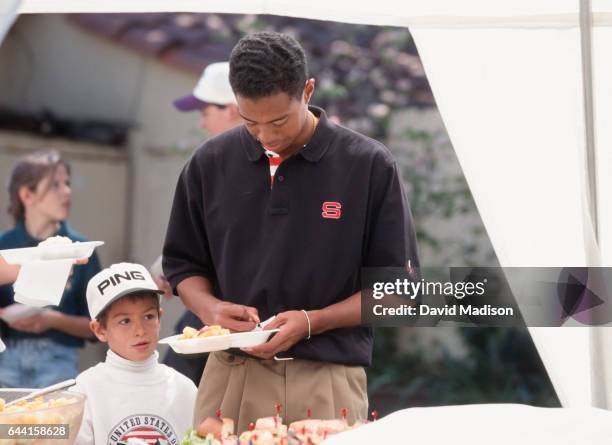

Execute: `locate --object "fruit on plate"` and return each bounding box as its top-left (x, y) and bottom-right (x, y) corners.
top-left (180, 325), bottom-right (230, 340)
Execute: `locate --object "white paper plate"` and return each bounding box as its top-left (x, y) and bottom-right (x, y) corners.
top-left (0, 241), bottom-right (104, 264)
top-left (158, 333), bottom-right (232, 354)
top-left (228, 329), bottom-right (280, 348)
top-left (159, 329), bottom-right (280, 354)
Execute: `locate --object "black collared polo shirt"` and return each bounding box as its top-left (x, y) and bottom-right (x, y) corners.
top-left (163, 106), bottom-right (419, 366)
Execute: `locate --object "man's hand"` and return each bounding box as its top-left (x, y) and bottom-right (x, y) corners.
top-left (211, 301), bottom-right (260, 332)
top-left (242, 310), bottom-right (309, 359)
top-left (176, 276), bottom-right (260, 331)
top-left (8, 309), bottom-right (52, 334)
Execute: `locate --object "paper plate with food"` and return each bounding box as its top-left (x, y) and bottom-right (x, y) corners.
top-left (160, 324), bottom-right (280, 354)
top-left (0, 236), bottom-right (104, 264)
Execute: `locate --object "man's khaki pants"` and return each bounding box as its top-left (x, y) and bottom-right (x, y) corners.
top-left (194, 351), bottom-right (368, 433)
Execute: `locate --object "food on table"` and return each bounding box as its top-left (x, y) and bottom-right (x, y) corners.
top-left (196, 416), bottom-right (235, 439)
top-left (180, 325), bottom-right (230, 340)
top-left (181, 414), bottom-right (365, 445)
top-left (239, 429), bottom-right (280, 445)
top-left (289, 418), bottom-right (350, 444)
top-left (220, 418), bottom-right (235, 438)
top-left (38, 236), bottom-right (74, 247)
top-left (288, 419), bottom-right (320, 434)
top-left (181, 429), bottom-right (217, 445)
top-left (255, 416), bottom-right (288, 435)
top-left (182, 429), bottom-right (237, 445)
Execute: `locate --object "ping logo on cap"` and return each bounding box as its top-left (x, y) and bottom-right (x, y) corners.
top-left (98, 270), bottom-right (146, 295)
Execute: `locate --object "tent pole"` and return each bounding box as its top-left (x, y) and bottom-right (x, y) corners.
top-left (580, 0), bottom-right (599, 246)
top-left (579, 0), bottom-right (608, 411)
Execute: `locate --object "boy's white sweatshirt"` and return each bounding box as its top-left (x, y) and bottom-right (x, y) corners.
top-left (72, 349), bottom-right (197, 445)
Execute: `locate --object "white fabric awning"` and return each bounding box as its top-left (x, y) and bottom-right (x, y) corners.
top-left (7, 0), bottom-right (612, 409)
top-left (0, 0), bottom-right (20, 43)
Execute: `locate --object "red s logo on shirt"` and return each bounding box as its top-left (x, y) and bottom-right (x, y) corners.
top-left (322, 202), bottom-right (342, 219)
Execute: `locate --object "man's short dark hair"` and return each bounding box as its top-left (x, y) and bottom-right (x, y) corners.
top-left (229, 31), bottom-right (308, 100)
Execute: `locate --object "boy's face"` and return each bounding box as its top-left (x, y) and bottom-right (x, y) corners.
top-left (236, 79), bottom-right (315, 158)
top-left (90, 295), bottom-right (162, 362)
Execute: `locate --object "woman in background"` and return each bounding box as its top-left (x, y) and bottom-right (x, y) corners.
top-left (0, 149), bottom-right (101, 387)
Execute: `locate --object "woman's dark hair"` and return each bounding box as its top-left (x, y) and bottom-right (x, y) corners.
top-left (229, 31), bottom-right (308, 100)
top-left (7, 149), bottom-right (71, 223)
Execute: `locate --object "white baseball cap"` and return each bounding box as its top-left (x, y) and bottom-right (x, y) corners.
top-left (86, 262), bottom-right (164, 319)
top-left (173, 61), bottom-right (236, 112)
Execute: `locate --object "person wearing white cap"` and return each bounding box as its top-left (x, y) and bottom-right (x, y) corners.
top-left (173, 61), bottom-right (241, 136)
top-left (71, 262), bottom-right (196, 445)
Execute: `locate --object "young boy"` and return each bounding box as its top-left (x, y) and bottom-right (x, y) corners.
top-left (72, 262), bottom-right (197, 445)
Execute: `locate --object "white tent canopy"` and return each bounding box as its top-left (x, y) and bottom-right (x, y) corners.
top-left (5, 0), bottom-right (612, 409)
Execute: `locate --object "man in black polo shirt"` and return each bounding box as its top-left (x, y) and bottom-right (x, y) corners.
top-left (163, 31), bottom-right (419, 431)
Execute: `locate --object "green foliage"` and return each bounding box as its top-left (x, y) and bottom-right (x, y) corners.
top-left (368, 327), bottom-right (560, 415)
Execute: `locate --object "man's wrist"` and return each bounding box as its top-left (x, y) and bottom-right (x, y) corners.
top-left (301, 310), bottom-right (311, 339)
top-left (176, 275), bottom-right (219, 326)
top-left (199, 293), bottom-right (221, 326)
top-left (306, 309), bottom-right (325, 336)
top-left (198, 307), bottom-right (214, 326)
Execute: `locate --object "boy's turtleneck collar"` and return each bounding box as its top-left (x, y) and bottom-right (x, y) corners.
top-left (106, 349), bottom-right (159, 372)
